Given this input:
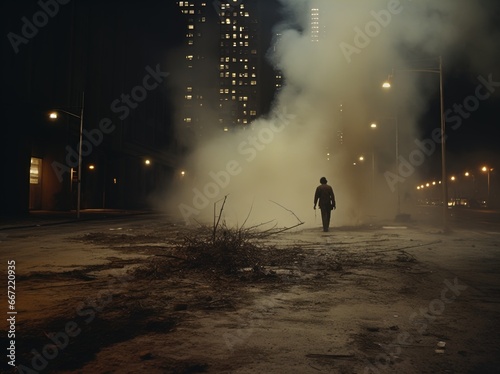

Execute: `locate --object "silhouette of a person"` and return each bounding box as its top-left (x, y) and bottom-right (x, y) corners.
top-left (314, 177), bottom-right (336, 232)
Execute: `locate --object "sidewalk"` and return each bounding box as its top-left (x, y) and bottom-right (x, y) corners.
top-left (0, 209), bottom-right (153, 231)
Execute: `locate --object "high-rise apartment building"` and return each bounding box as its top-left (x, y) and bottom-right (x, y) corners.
top-left (311, 6), bottom-right (320, 42)
top-left (177, 1), bottom-right (210, 136)
top-left (217, 1), bottom-right (260, 129)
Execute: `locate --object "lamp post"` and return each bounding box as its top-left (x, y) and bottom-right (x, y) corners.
top-left (464, 172), bottom-right (476, 198)
top-left (369, 123), bottom-right (377, 206)
top-left (49, 92), bottom-right (85, 219)
top-left (371, 117), bottom-right (399, 214)
top-left (481, 166), bottom-right (493, 205)
top-left (382, 57), bottom-right (447, 229)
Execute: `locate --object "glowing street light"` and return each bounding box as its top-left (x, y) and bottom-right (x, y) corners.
top-left (464, 171), bottom-right (476, 198)
top-left (49, 92), bottom-right (85, 219)
top-left (383, 57), bottom-right (446, 228)
top-left (481, 166), bottom-right (493, 203)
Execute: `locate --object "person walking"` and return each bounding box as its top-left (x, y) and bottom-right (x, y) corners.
top-left (314, 177), bottom-right (336, 232)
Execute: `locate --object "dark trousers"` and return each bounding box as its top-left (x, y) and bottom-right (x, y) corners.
top-left (320, 207), bottom-right (331, 232)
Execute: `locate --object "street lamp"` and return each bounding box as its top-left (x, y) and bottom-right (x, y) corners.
top-left (49, 92), bottom-right (85, 219)
top-left (371, 116), bottom-right (399, 214)
top-left (382, 57), bottom-right (446, 229)
top-left (464, 171), bottom-right (476, 198)
top-left (481, 166), bottom-right (493, 204)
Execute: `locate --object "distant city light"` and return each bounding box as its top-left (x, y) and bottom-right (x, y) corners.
top-left (145, 159), bottom-right (151, 166)
top-left (88, 164), bottom-right (95, 170)
top-left (49, 112), bottom-right (58, 119)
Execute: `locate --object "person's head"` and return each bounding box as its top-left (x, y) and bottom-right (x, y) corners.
top-left (320, 177), bottom-right (327, 184)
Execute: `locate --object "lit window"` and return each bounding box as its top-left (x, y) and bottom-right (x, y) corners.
top-left (30, 157), bottom-right (42, 184)
top-left (188, 25), bottom-right (194, 30)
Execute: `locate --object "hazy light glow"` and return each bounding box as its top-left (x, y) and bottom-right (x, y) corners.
top-left (49, 112), bottom-right (58, 119)
top-left (163, 0), bottom-right (497, 227)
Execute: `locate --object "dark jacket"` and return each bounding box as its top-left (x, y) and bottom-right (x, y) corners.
top-left (314, 184), bottom-right (336, 210)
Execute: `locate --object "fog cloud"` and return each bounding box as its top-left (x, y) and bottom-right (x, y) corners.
top-left (161, 0), bottom-right (497, 228)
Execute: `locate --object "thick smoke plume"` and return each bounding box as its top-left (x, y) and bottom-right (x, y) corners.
top-left (162, 0), bottom-right (497, 228)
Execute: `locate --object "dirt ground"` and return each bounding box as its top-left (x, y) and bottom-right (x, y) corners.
top-left (1, 217), bottom-right (500, 374)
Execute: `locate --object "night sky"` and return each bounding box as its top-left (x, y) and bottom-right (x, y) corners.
top-left (2, 0), bottom-right (499, 182)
